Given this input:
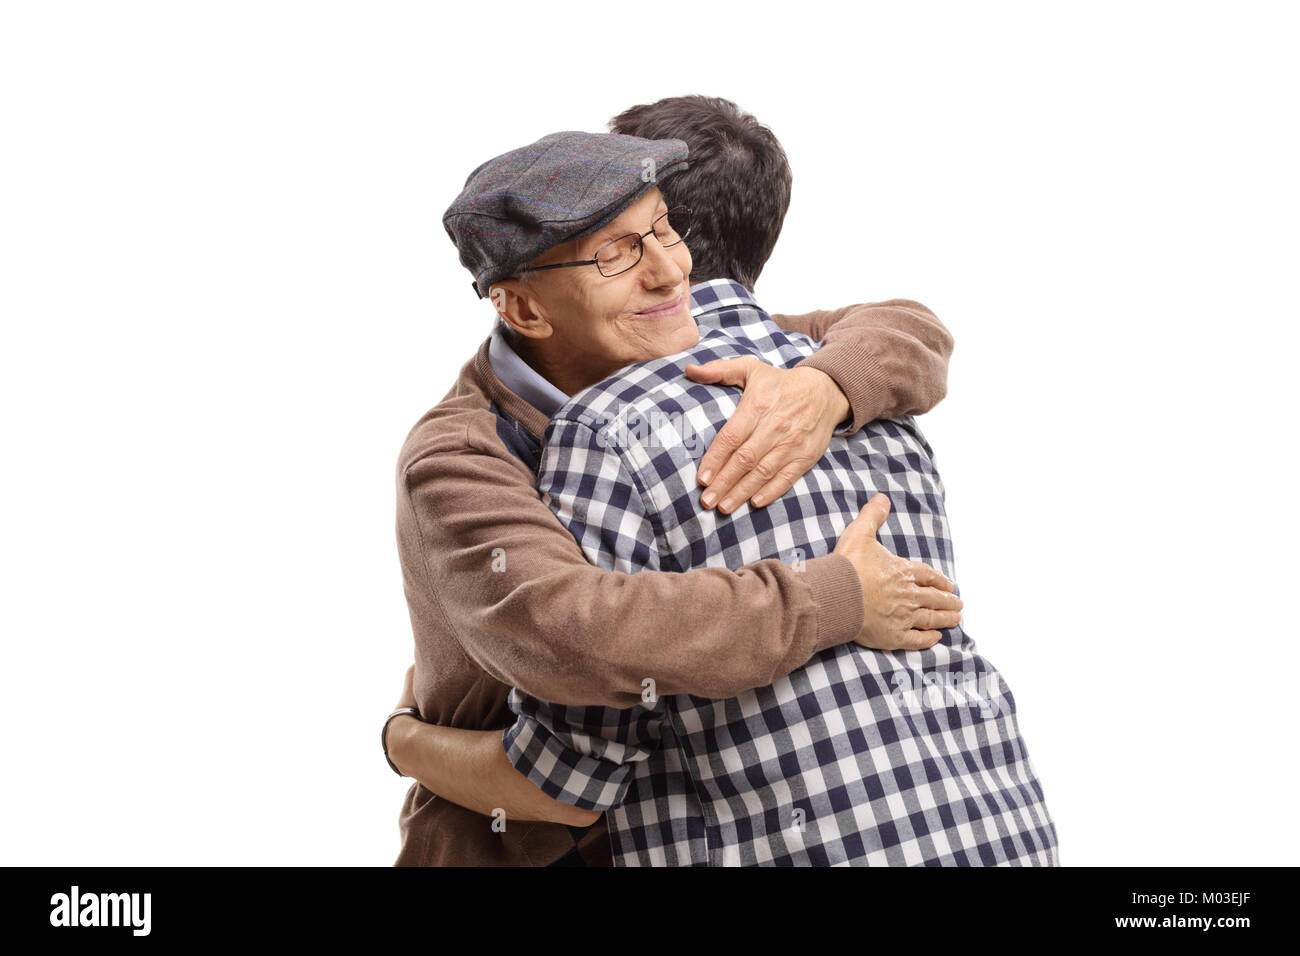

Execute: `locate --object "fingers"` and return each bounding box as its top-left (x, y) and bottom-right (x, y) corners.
top-left (718, 451), bottom-right (810, 511)
top-left (902, 630), bottom-right (945, 650)
top-left (695, 360), bottom-right (836, 513)
top-left (684, 357), bottom-right (754, 387)
top-left (910, 607), bottom-right (963, 631)
top-left (855, 625), bottom-right (947, 652)
top-left (699, 415), bottom-right (785, 510)
top-left (908, 560), bottom-right (955, 592)
top-left (702, 436), bottom-right (783, 510)
top-left (748, 460), bottom-right (812, 509)
top-left (697, 403), bottom-right (763, 491)
top-left (912, 586), bottom-right (963, 612)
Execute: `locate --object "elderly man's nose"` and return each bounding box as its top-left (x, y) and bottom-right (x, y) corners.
top-left (640, 234), bottom-right (682, 286)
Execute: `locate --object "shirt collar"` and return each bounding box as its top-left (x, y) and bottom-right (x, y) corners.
top-left (487, 320), bottom-right (571, 419)
top-left (690, 278), bottom-right (760, 321)
top-left (485, 278), bottom-right (758, 425)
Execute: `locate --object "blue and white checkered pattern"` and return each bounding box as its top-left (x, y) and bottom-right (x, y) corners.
top-left (504, 279), bottom-right (1059, 866)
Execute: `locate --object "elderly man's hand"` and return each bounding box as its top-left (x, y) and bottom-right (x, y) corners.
top-left (834, 495), bottom-right (964, 651)
top-left (685, 357), bottom-right (850, 512)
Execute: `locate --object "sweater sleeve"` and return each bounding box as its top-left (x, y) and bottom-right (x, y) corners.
top-left (769, 300), bottom-right (955, 436)
top-left (399, 430), bottom-right (863, 710)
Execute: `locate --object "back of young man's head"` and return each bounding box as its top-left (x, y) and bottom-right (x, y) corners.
top-left (609, 96), bottom-right (791, 290)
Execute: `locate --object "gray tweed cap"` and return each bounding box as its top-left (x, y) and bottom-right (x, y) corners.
top-left (443, 131), bottom-right (689, 298)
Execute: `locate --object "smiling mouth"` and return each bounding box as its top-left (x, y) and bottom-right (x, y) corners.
top-left (634, 293), bottom-right (685, 319)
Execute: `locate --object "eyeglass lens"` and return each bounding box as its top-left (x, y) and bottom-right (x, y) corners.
top-left (594, 207), bottom-right (691, 277)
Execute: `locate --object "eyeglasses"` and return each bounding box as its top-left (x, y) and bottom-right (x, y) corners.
top-left (516, 206), bottom-right (692, 279)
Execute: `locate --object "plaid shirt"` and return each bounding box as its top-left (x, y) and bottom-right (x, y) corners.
top-left (504, 279), bottom-right (1059, 866)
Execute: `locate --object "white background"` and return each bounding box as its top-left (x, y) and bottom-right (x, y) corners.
top-left (2, 1), bottom-right (1296, 866)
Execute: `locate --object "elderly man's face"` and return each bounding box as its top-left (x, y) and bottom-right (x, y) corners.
top-left (493, 187), bottom-right (698, 393)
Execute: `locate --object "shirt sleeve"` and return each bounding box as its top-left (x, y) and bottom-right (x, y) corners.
top-left (501, 417), bottom-right (668, 809)
top-left (502, 688), bottom-right (667, 811)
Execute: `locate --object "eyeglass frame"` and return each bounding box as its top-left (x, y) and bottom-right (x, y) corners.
top-left (514, 205), bottom-right (692, 279)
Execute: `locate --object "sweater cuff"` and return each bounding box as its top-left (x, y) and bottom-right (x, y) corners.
top-left (796, 347), bottom-right (890, 437)
top-left (802, 553), bottom-right (865, 654)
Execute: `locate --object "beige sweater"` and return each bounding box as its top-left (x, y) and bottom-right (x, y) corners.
top-left (393, 298), bottom-right (954, 866)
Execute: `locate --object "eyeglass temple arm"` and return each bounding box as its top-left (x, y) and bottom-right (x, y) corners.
top-left (515, 258), bottom-right (596, 274)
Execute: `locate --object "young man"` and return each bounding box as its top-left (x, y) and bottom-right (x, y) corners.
top-left (497, 186), bottom-right (1057, 864)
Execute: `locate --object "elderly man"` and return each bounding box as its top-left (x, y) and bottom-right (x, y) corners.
top-left (387, 113), bottom-right (964, 866)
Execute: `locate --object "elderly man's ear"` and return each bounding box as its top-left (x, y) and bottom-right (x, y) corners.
top-left (489, 281), bottom-right (553, 340)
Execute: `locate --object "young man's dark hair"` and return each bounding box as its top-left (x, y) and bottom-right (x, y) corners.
top-left (609, 96), bottom-right (792, 290)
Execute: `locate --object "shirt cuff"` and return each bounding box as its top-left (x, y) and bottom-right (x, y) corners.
top-left (501, 717), bottom-right (633, 812)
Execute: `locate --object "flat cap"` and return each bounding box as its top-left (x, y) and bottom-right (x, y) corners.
top-left (443, 131), bottom-right (689, 298)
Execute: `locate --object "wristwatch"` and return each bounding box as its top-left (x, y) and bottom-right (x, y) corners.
top-left (382, 707), bottom-right (421, 777)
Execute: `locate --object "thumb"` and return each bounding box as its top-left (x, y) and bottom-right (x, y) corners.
top-left (684, 357), bottom-right (757, 387)
top-left (853, 494), bottom-right (892, 537)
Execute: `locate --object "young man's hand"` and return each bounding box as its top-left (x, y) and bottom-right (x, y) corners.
top-left (386, 665), bottom-right (601, 827)
top-left (386, 665), bottom-right (420, 778)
